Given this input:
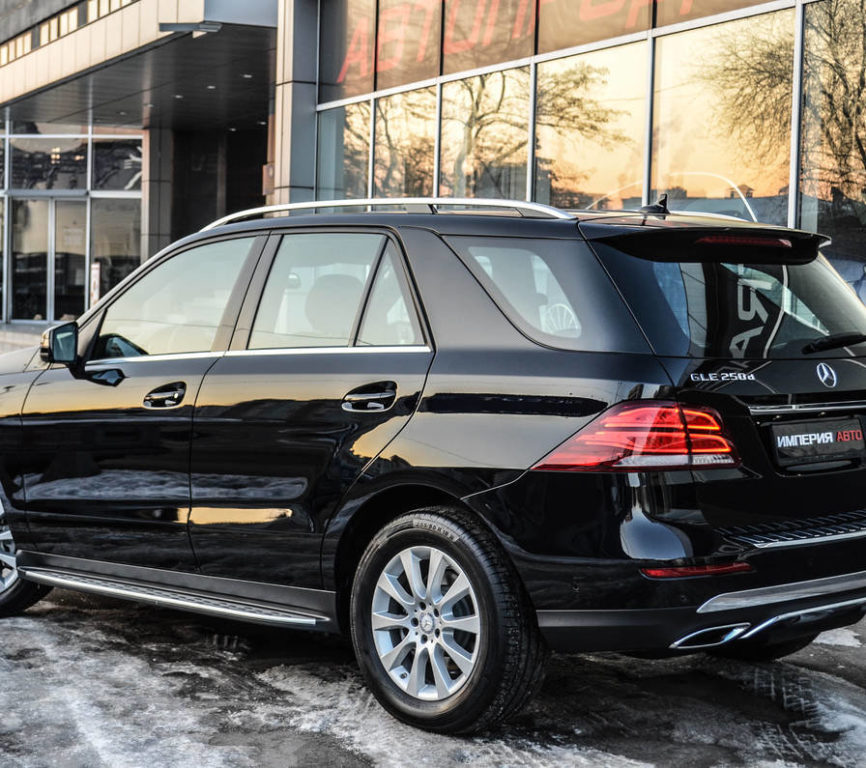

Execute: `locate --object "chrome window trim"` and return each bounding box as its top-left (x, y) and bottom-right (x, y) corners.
top-left (747, 401), bottom-right (866, 415)
top-left (697, 569), bottom-right (866, 614)
top-left (226, 345), bottom-right (432, 358)
top-left (85, 351), bottom-right (223, 367)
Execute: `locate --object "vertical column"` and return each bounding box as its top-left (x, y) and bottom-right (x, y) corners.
top-left (787, 1), bottom-right (805, 230)
top-left (141, 126), bottom-right (173, 259)
top-left (272, 0), bottom-right (318, 205)
top-left (642, 34), bottom-right (655, 207)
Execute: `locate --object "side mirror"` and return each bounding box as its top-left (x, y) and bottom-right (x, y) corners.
top-left (40, 322), bottom-right (79, 365)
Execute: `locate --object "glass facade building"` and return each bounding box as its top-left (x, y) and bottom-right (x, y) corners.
top-left (315, 0), bottom-right (866, 299)
top-left (3, 0), bottom-right (866, 326)
top-left (0, 0), bottom-right (272, 328)
top-left (0, 121), bottom-right (141, 322)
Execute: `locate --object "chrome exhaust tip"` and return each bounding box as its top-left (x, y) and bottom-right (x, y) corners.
top-left (670, 623), bottom-right (751, 650)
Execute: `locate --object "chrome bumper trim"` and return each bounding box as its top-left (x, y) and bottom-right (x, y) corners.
top-left (740, 596), bottom-right (866, 639)
top-left (697, 569), bottom-right (866, 614)
top-left (737, 528), bottom-right (866, 550)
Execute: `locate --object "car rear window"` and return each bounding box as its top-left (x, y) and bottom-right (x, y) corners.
top-left (445, 236), bottom-right (649, 354)
top-left (594, 242), bottom-right (866, 358)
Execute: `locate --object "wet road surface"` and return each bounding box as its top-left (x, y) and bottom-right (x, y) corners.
top-left (2, 590), bottom-right (865, 768)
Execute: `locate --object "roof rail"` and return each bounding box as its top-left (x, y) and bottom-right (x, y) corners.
top-left (201, 197), bottom-right (576, 231)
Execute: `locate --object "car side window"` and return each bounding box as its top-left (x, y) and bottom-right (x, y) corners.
top-left (249, 232), bottom-right (386, 349)
top-left (356, 243), bottom-right (424, 346)
top-left (92, 237), bottom-right (254, 360)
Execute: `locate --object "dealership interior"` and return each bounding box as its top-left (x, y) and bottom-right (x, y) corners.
top-left (0, 0), bottom-right (865, 325)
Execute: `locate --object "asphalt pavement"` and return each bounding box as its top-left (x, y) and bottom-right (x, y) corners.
top-left (2, 590), bottom-right (865, 768)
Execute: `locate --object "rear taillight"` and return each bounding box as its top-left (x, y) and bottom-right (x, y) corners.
top-left (640, 562), bottom-right (753, 579)
top-left (532, 401), bottom-right (739, 472)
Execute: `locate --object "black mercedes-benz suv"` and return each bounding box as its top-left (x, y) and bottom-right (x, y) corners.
top-left (2, 198), bottom-right (866, 733)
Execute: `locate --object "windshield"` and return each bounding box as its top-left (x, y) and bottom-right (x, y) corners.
top-left (594, 243), bottom-right (866, 359)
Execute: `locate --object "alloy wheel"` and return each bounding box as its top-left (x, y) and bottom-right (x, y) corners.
top-left (0, 504), bottom-right (19, 593)
top-left (370, 545), bottom-right (481, 701)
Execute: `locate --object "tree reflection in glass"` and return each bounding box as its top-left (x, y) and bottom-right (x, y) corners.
top-left (654, 10), bottom-right (794, 226)
top-left (799, 0), bottom-right (866, 298)
top-left (317, 102), bottom-right (371, 200)
top-left (535, 43), bottom-right (646, 210)
top-left (439, 68), bottom-right (530, 199)
top-left (374, 88), bottom-right (437, 197)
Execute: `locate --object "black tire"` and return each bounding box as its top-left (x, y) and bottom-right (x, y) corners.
top-left (0, 578), bottom-right (52, 618)
top-left (0, 509), bottom-right (51, 617)
top-left (710, 632), bottom-right (818, 662)
top-left (350, 506), bottom-right (547, 734)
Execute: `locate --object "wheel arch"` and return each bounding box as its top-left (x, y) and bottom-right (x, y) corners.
top-left (324, 482), bottom-right (514, 634)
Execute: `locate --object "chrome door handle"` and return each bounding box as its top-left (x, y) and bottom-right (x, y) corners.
top-left (143, 382), bottom-right (186, 409)
top-left (341, 384), bottom-right (397, 412)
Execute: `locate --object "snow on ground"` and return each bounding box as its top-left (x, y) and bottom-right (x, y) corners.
top-left (815, 628), bottom-right (863, 648)
top-left (2, 591), bottom-right (866, 768)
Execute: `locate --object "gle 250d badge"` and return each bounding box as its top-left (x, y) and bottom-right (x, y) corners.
top-left (817, 362), bottom-right (838, 388)
top-left (690, 371), bottom-right (756, 382)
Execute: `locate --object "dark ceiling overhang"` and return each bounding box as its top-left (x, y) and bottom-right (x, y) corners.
top-left (3, 24), bottom-right (275, 132)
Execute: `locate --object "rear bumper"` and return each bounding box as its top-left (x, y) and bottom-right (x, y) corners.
top-left (537, 569), bottom-right (866, 653)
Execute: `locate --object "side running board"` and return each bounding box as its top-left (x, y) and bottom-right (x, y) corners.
top-left (19, 566), bottom-right (324, 627)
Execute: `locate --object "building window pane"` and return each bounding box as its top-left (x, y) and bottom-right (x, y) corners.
top-left (535, 42), bottom-right (646, 210)
top-left (11, 121), bottom-right (88, 134)
top-left (54, 201), bottom-right (87, 320)
top-left (92, 139), bottom-right (142, 191)
top-left (800, 0), bottom-right (866, 300)
top-left (442, 0), bottom-right (535, 75)
top-left (538, 0), bottom-right (650, 54)
top-left (439, 68), bottom-right (529, 199)
top-left (374, 88), bottom-right (436, 197)
top-left (319, 0), bottom-right (376, 102)
top-left (0, 199), bottom-right (4, 317)
top-left (317, 103), bottom-right (371, 200)
top-left (656, 0), bottom-right (766, 29)
top-left (91, 198), bottom-right (141, 303)
top-left (10, 137), bottom-right (87, 190)
top-left (376, 0), bottom-right (441, 90)
top-left (11, 199), bottom-right (48, 320)
top-left (652, 11), bottom-right (794, 226)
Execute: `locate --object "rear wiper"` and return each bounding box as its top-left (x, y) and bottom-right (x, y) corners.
top-left (802, 332), bottom-right (866, 354)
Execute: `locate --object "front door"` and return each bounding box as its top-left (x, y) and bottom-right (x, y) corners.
top-left (189, 231), bottom-right (433, 589)
top-left (21, 234), bottom-right (262, 570)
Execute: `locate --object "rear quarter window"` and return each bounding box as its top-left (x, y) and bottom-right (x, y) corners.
top-left (445, 236), bottom-right (649, 354)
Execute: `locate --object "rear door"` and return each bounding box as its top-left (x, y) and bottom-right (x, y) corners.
top-left (189, 229), bottom-right (433, 589)
top-left (21, 234), bottom-right (263, 570)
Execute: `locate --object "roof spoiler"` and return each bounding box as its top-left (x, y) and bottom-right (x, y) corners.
top-left (588, 226), bottom-right (830, 264)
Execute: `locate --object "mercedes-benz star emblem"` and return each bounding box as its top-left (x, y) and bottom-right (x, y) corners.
top-left (817, 362), bottom-right (838, 388)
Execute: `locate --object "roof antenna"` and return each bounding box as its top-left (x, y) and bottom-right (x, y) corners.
top-left (640, 193), bottom-right (669, 215)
